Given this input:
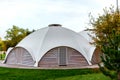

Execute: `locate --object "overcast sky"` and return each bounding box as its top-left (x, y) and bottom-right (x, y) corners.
top-left (0, 0), bottom-right (117, 39)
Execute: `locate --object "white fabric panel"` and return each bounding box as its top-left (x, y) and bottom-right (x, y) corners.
top-left (39, 27), bottom-right (94, 65)
top-left (6, 51), bottom-right (17, 64)
top-left (5, 47), bottom-right (35, 66)
top-left (79, 30), bottom-right (95, 43)
top-left (5, 26), bottom-right (96, 66)
top-left (79, 30), bottom-right (96, 61)
top-left (21, 48), bottom-right (35, 66)
top-left (17, 27), bottom-right (49, 62)
top-left (3, 47), bottom-right (13, 63)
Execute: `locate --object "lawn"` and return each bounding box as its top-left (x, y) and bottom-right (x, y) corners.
top-left (0, 67), bottom-right (111, 80)
top-left (48, 73), bottom-right (110, 80)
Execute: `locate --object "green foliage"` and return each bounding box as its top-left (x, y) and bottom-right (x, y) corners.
top-left (4, 25), bottom-right (34, 49)
top-left (89, 6), bottom-right (120, 80)
top-left (0, 38), bottom-right (6, 51)
top-left (0, 53), bottom-right (5, 60)
top-left (0, 67), bottom-right (109, 80)
top-left (89, 7), bottom-right (120, 47)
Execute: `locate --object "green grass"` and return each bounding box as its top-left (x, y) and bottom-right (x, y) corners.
top-left (48, 73), bottom-right (110, 80)
top-left (0, 67), bottom-right (111, 80)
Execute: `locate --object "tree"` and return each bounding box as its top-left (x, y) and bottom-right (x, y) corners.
top-left (0, 38), bottom-right (6, 51)
top-left (0, 38), bottom-right (3, 51)
top-left (5, 25), bottom-right (34, 48)
top-left (89, 7), bottom-right (120, 80)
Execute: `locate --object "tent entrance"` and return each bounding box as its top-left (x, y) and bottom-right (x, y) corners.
top-left (59, 47), bottom-right (67, 66)
top-left (39, 46), bottom-right (89, 67)
top-left (5, 47), bottom-right (35, 66)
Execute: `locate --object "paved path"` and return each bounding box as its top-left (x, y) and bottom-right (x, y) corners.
top-left (0, 60), bottom-right (99, 69)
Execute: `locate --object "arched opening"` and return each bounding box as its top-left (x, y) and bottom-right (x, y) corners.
top-left (91, 48), bottom-right (102, 64)
top-left (5, 47), bottom-right (35, 66)
top-left (38, 46), bottom-right (89, 67)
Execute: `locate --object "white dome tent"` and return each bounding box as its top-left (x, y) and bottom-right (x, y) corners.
top-left (79, 30), bottom-right (95, 43)
top-left (4, 24), bottom-right (96, 68)
top-left (79, 30), bottom-right (101, 64)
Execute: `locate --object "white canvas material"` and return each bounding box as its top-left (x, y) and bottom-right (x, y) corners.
top-left (79, 30), bottom-right (95, 43)
top-left (5, 25), bottom-right (96, 67)
top-left (5, 47), bottom-right (35, 66)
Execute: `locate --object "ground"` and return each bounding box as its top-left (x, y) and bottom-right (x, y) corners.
top-left (0, 60), bottom-right (99, 69)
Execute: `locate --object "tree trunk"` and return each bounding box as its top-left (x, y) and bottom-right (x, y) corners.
top-left (118, 71), bottom-right (120, 80)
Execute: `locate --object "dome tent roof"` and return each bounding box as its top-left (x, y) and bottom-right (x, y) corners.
top-left (16, 24), bottom-right (95, 66)
top-left (79, 30), bottom-right (95, 43)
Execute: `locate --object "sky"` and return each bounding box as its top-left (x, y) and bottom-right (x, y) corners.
top-left (0, 0), bottom-right (118, 39)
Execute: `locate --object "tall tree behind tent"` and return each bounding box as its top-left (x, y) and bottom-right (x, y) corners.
top-left (0, 38), bottom-right (6, 51)
top-left (4, 25), bottom-right (34, 50)
top-left (89, 6), bottom-right (120, 80)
